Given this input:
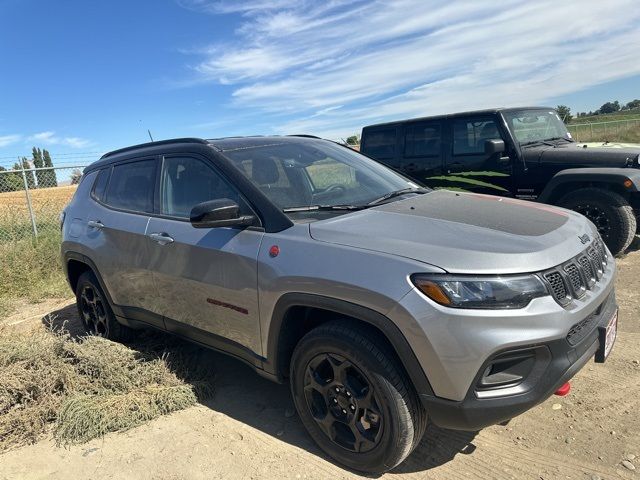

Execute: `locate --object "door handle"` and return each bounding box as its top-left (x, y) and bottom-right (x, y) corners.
top-left (148, 232), bottom-right (174, 245)
top-left (87, 220), bottom-right (105, 229)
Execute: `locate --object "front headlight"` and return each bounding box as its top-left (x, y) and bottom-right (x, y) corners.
top-left (411, 274), bottom-right (549, 309)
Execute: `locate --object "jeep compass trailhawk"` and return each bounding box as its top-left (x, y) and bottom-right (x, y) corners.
top-left (61, 136), bottom-right (618, 473)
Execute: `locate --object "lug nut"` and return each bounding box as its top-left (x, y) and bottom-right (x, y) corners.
top-left (333, 398), bottom-right (338, 403)
top-left (342, 409), bottom-right (347, 414)
top-left (350, 405), bottom-right (355, 411)
top-left (335, 387), bottom-right (340, 393)
top-left (346, 391), bottom-right (351, 397)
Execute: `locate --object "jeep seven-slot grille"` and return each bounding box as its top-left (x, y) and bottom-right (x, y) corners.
top-left (541, 238), bottom-right (608, 307)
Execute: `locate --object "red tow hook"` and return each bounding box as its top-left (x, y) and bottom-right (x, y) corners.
top-left (554, 382), bottom-right (571, 396)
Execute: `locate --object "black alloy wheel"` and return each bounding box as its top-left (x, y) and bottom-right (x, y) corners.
top-left (303, 353), bottom-right (383, 453)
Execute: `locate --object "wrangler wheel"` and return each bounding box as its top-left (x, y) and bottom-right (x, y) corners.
top-left (558, 187), bottom-right (636, 256)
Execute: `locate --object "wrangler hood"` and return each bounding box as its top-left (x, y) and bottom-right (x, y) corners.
top-left (309, 190), bottom-right (598, 274)
top-left (525, 143), bottom-right (640, 168)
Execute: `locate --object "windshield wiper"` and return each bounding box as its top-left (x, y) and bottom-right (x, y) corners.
top-left (367, 187), bottom-right (428, 206)
top-left (546, 136), bottom-right (574, 143)
top-left (520, 140), bottom-right (555, 147)
top-left (282, 204), bottom-right (365, 213)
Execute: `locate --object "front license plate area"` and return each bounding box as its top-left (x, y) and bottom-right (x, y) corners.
top-left (595, 309), bottom-right (618, 363)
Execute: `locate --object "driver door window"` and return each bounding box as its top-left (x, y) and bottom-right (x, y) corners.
top-left (445, 117), bottom-right (512, 194)
top-left (160, 156), bottom-right (245, 218)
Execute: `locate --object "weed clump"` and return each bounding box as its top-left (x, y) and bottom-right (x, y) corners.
top-left (0, 324), bottom-right (214, 451)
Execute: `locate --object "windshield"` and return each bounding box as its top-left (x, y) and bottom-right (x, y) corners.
top-left (221, 139), bottom-right (421, 215)
top-left (502, 109), bottom-right (572, 145)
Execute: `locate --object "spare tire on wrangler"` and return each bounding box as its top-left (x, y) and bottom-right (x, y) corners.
top-left (558, 187), bottom-right (636, 256)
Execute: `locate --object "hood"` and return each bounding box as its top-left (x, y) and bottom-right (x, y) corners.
top-left (523, 143), bottom-right (640, 168)
top-left (309, 190), bottom-right (597, 274)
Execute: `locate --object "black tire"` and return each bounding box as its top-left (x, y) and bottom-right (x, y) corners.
top-left (558, 187), bottom-right (636, 256)
top-left (75, 271), bottom-right (136, 342)
top-left (290, 320), bottom-right (427, 474)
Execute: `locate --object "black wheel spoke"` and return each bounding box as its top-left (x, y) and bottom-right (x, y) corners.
top-left (350, 422), bottom-right (377, 453)
top-left (326, 354), bottom-right (352, 384)
top-left (302, 351), bottom-right (383, 454)
top-left (79, 285), bottom-right (108, 337)
top-left (317, 412), bottom-right (336, 438)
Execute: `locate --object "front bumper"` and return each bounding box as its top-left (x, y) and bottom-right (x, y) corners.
top-left (421, 290), bottom-right (618, 430)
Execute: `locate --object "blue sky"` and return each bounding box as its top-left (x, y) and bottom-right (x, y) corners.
top-left (1, 0), bottom-right (639, 168)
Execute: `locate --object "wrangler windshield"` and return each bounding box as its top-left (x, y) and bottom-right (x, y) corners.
top-left (502, 109), bottom-right (573, 145)
top-left (221, 139), bottom-right (423, 215)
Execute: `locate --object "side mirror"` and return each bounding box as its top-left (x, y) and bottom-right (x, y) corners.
top-left (190, 199), bottom-right (256, 229)
top-left (484, 139), bottom-right (506, 155)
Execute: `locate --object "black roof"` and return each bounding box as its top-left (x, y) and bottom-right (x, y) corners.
top-left (361, 106), bottom-right (556, 129)
top-left (208, 134), bottom-right (322, 152)
top-left (87, 135), bottom-right (324, 172)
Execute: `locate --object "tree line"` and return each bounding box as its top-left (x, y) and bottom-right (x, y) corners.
top-left (557, 99), bottom-right (640, 123)
top-left (0, 147), bottom-right (58, 192)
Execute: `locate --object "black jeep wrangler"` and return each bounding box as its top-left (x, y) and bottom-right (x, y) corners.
top-left (361, 107), bottom-right (640, 256)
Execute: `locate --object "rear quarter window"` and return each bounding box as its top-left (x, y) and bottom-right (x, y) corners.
top-left (91, 168), bottom-right (111, 202)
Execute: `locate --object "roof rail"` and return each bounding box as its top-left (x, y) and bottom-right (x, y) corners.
top-left (100, 138), bottom-right (209, 159)
top-left (287, 134), bottom-right (322, 139)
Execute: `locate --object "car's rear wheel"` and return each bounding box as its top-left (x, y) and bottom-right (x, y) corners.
top-left (290, 320), bottom-right (426, 474)
top-left (558, 187), bottom-right (636, 256)
top-left (75, 271), bottom-right (136, 342)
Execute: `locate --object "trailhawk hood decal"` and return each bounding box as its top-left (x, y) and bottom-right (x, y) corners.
top-left (309, 190), bottom-right (597, 274)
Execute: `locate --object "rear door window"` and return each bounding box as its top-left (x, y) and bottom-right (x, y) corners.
top-left (362, 128), bottom-right (397, 159)
top-left (404, 123), bottom-right (441, 157)
top-left (104, 159), bottom-right (156, 213)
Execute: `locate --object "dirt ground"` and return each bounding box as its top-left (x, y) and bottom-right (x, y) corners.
top-left (1, 246), bottom-right (639, 480)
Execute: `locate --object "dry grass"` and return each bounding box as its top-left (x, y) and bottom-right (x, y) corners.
top-left (0, 232), bottom-right (69, 317)
top-left (0, 322), bottom-right (214, 452)
top-left (0, 185), bottom-right (76, 241)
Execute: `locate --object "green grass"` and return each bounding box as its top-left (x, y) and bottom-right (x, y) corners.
top-left (569, 110), bottom-right (640, 124)
top-left (0, 232), bottom-right (69, 318)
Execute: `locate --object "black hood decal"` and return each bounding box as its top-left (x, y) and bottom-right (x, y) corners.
top-left (378, 191), bottom-right (568, 236)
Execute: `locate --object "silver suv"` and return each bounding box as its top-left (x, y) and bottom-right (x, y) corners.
top-left (61, 136), bottom-right (618, 474)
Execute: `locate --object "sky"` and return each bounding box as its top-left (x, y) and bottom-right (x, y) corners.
top-left (1, 0), bottom-right (639, 168)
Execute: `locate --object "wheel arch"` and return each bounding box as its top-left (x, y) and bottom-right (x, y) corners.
top-left (63, 252), bottom-right (118, 311)
top-left (538, 168), bottom-right (640, 204)
top-left (264, 293), bottom-right (435, 398)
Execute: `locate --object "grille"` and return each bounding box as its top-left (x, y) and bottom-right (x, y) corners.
top-left (543, 271), bottom-right (569, 304)
top-left (564, 263), bottom-right (586, 298)
top-left (541, 237), bottom-right (608, 307)
top-left (566, 310), bottom-right (600, 345)
top-left (578, 255), bottom-right (596, 287)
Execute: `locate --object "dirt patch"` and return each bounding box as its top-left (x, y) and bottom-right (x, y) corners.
top-left (0, 251), bottom-right (638, 479)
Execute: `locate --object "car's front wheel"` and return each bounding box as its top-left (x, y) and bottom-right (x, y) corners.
top-left (290, 320), bottom-right (426, 474)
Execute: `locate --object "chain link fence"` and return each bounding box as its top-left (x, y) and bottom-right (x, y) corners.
top-left (567, 118), bottom-right (640, 142)
top-left (0, 165), bottom-right (88, 243)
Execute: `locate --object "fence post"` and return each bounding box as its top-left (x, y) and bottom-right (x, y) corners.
top-left (590, 123), bottom-right (593, 141)
top-left (20, 159), bottom-right (38, 238)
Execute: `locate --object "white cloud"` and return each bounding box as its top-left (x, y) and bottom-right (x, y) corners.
top-left (181, 0), bottom-right (640, 138)
top-left (0, 134), bottom-right (21, 148)
top-left (28, 131), bottom-right (92, 148)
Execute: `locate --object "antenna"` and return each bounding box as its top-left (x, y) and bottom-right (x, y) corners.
top-left (147, 129), bottom-right (154, 142)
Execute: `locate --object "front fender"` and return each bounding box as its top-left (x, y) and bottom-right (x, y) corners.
top-left (538, 167), bottom-right (640, 203)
